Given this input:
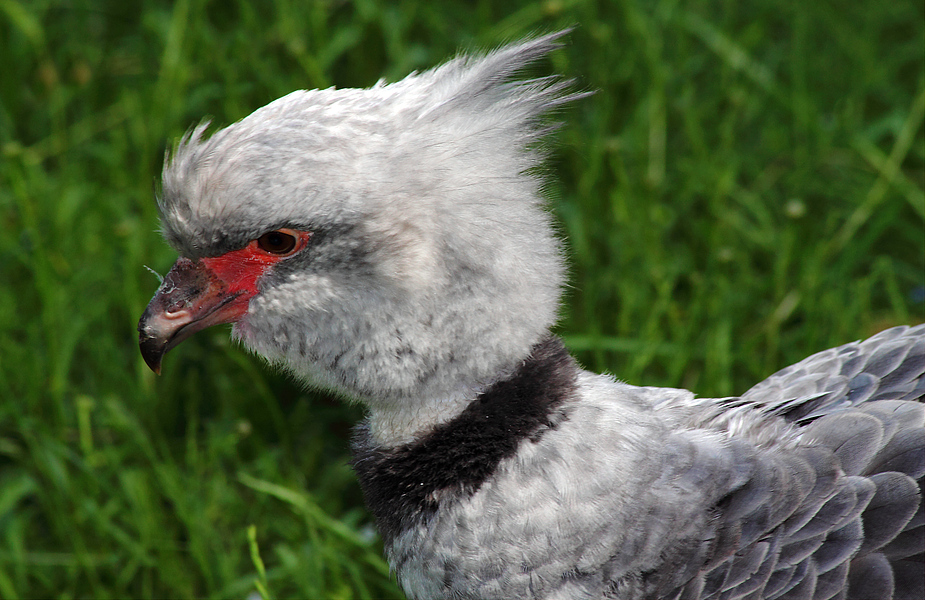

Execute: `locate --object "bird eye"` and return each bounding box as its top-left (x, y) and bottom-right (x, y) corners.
top-left (256, 230), bottom-right (298, 255)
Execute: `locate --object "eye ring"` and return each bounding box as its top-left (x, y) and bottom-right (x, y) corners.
top-left (256, 229), bottom-right (301, 256)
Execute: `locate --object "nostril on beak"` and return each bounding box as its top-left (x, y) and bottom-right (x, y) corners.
top-left (164, 308), bottom-right (191, 320)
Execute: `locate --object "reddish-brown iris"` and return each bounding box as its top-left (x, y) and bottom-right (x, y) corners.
top-left (256, 229), bottom-right (300, 255)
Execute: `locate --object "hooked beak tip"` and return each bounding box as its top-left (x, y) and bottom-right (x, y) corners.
top-left (138, 323), bottom-right (166, 375)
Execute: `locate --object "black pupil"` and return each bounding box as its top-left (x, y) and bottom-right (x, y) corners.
top-left (259, 231), bottom-right (296, 254)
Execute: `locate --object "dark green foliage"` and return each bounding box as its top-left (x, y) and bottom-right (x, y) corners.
top-left (0, 0), bottom-right (921, 597)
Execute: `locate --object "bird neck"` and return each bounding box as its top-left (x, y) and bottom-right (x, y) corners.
top-left (351, 335), bottom-right (580, 542)
top-left (362, 335), bottom-right (577, 447)
top-left (366, 392), bottom-right (477, 448)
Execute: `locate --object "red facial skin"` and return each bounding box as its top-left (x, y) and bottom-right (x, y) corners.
top-left (138, 229), bottom-right (311, 374)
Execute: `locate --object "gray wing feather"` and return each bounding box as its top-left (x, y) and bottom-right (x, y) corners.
top-left (882, 526), bottom-right (924, 561)
top-left (847, 553), bottom-right (893, 600)
top-left (658, 325), bottom-right (924, 600)
top-left (858, 472), bottom-right (920, 554)
top-left (741, 324), bottom-right (925, 421)
top-left (813, 561), bottom-right (849, 600)
top-left (801, 412), bottom-right (884, 476)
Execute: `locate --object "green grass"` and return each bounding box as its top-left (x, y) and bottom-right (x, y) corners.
top-left (0, 0), bottom-right (922, 598)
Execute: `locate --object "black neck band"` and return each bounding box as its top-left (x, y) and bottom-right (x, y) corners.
top-left (351, 335), bottom-right (579, 543)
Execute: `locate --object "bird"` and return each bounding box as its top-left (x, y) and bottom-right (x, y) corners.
top-left (138, 31), bottom-right (924, 600)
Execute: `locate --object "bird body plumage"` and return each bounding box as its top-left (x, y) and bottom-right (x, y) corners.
top-left (140, 31), bottom-right (925, 599)
top-left (354, 330), bottom-right (924, 599)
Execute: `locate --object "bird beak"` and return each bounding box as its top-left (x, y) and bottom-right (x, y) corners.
top-left (138, 257), bottom-right (249, 374)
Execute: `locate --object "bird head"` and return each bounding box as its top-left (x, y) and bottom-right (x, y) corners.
top-left (138, 32), bottom-right (581, 436)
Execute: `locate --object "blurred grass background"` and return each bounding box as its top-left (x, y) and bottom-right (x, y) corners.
top-left (0, 0), bottom-right (922, 598)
